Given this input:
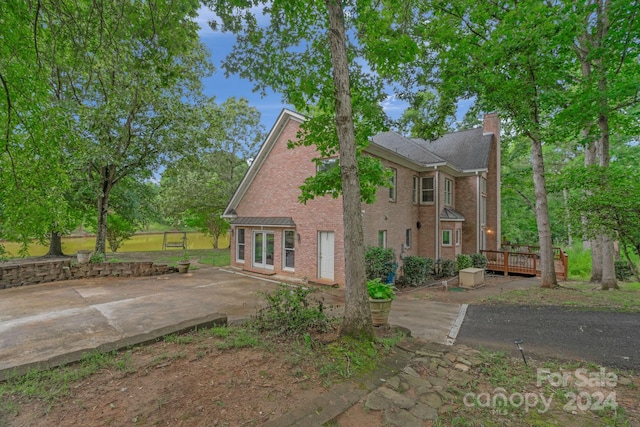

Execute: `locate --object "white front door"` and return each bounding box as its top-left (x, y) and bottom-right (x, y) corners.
top-left (253, 231), bottom-right (274, 270)
top-left (318, 231), bottom-right (335, 280)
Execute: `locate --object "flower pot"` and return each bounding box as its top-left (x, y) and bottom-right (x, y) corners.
top-left (77, 250), bottom-right (92, 264)
top-left (369, 298), bottom-right (393, 326)
top-left (177, 261), bottom-right (190, 273)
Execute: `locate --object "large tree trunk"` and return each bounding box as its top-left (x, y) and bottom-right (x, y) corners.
top-left (326, 0), bottom-right (373, 339)
top-left (597, 90), bottom-right (618, 290)
top-left (530, 137), bottom-right (558, 288)
top-left (95, 165), bottom-right (116, 256)
top-left (584, 134), bottom-right (603, 282)
top-left (45, 231), bottom-right (65, 256)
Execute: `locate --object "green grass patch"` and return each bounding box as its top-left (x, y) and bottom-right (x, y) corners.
top-left (196, 249), bottom-right (230, 267)
top-left (0, 350), bottom-right (131, 406)
top-left (315, 333), bottom-right (405, 386)
top-left (212, 326), bottom-right (264, 350)
top-left (483, 281), bottom-right (640, 312)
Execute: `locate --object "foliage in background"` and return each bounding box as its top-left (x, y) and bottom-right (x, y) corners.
top-left (364, 246), bottom-right (396, 282)
top-left (456, 254), bottom-right (473, 272)
top-left (251, 284), bottom-right (334, 337)
top-left (106, 214), bottom-right (137, 253)
top-left (401, 256), bottom-right (432, 287)
top-left (615, 260), bottom-right (633, 282)
top-left (434, 259), bottom-right (457, 278)
top-left (471, 253), bottom-right (488, 269)
top-left (0, 0), bottom-right (215, 258)
top-left (159, 97), bottom-right (263, 248)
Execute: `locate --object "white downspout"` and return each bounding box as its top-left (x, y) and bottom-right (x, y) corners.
top-left (477, 174), bottom-right (481, 253)
top-left (435, 168), bottom-right (439, 260)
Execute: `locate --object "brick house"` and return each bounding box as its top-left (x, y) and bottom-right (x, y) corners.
top-left (222, 109), bottom-right (501, 286)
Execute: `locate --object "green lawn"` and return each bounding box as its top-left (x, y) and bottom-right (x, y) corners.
top-left (483, 281), bottom-right (640, 312)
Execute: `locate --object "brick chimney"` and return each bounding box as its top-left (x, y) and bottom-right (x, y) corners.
top-left (483, 112), bottom-right (500, 137)
top-left (483, 113), bottom-right (501, 251)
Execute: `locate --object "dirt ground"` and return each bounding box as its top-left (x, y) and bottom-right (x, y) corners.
top-left (4, 333), bottom-right (331, 427)
top-left (1, 274), bottom-right (539, 427)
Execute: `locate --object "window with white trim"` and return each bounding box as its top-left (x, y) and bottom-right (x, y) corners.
top-left (444, 178), bottom-right (453, 206)
top-left (481, 196), bottom-right (487, 226)
top-left (236, 228), bottom-right (245, 262)
top-left (481, 176), bottom-right (487, 194)
top-left (405, 229), bottom-right (412, 248)
top-left (421, 177), bottom-right (434, 203)
top-left (412, 176), bottom-right (419, 204)
top-left (389, 168), bottom-right (397, 202)
top-left (378, 230), bottom-right (387, 248)
top-left (442, 229), bottom-right (452, 246)
top-left (456, 228), bottom-right (461, 246)
top-left (283, 230), bottom-right (295, 270)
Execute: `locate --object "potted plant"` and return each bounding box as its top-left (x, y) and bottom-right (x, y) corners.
top-left (367, 278), bottom-right (396, 326)
top-left (177, 251), bottom-right (191, 273)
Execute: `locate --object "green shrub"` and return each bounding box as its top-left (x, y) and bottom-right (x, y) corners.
top-left (106, 213), bottom-right (136, 253)
top-left (251, 284), bottom-right (332, 336)
top-left (90, 252), bottom-right (106, 263)
top-left (615, 260), bottom-right (633, 281)
top-left (471, 253), bottom-right (488, 269)
top-left (436, 259), bottom-right (457, 278)
top-left (365, 246), bottom-right (396, 282)
top-left (456, 254), bottom-right (473, 272)
top-left (401, 256), bottom-right (430, 287)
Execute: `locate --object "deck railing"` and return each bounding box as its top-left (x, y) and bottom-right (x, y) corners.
top-left (481, 247), bottom-right (568, 280)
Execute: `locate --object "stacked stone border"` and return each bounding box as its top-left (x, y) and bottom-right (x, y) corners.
top-left (0, 259), bottom-right (177, 289)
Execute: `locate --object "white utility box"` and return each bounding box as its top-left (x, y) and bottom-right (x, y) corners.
top-left (459, 268), bottom-right (485, 289)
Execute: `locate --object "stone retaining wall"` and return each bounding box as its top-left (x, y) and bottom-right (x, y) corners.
top-left (0, 260), bottom-right (176, 289)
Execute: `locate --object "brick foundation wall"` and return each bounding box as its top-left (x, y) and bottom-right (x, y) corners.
top-left (0, 260), bottom-right (176, 289)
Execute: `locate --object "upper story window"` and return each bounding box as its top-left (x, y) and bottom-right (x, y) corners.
top-left (412, 176), bottom-right (419, 204)
top-left (421, 177), bottom-right (434, 203)
top-left (444, 178), bottom-right (453, 206)
top-left (317, 157), bottom-right (338, 173)
top-left (389, 168), bottom-right (397, 202)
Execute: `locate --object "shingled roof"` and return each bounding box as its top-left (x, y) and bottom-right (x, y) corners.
top-left (230, 217), bottom-right (296, 227)
top-left (370, 132), bottom-right (446, 165)
top-left (370, 127), bottom-right (493, 172)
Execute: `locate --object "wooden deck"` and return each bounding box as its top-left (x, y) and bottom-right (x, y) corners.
top-left (481, 247), bottom-right (568, 280)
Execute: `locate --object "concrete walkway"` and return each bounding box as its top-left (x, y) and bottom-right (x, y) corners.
top-left (0, 266), bottom-right (463, 381)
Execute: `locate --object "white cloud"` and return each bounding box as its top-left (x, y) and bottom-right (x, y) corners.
top-left (194, 6), bottom-right (221, 38)
top-left (195, 4), bottom-right (271, 38)
top-left (380, 95), bottom-right (408, 120)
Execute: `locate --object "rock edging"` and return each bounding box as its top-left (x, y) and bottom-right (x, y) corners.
top-left (0, 259), bottom-right (177, 289)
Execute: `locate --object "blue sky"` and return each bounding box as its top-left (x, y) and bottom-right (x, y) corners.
top-left (194, 6), bottom-right (409, 130)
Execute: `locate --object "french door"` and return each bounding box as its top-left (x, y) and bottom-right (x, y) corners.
top-left (253, 231), bottom-right (274, 269)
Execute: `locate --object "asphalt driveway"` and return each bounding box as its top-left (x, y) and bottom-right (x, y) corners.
top-left (456, 305), bottom-right (640, 370)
